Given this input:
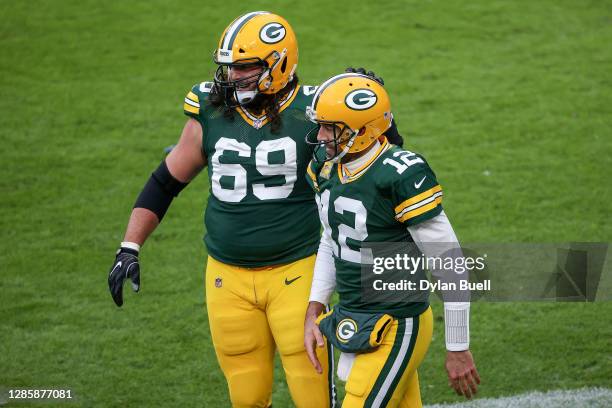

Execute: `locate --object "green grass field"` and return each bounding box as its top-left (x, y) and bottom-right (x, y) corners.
top-left (1, 0), bottom-right (611, 406)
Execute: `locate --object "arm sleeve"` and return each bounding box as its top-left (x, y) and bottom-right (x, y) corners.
top-left (407, 211), bottom-right (470, 351)
top-left (309, 233), bottom-right (336, 304)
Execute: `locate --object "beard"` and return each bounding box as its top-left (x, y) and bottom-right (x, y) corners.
top-left (241, 90), bottom-right (274, 113)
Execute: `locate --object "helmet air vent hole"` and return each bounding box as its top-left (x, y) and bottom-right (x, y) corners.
top-left (349, 83), bottom-right (353, 86)
top-left (239, 48), bottom-right (245, 53)
top-left (366, 83), bottom-right (370, 87)
top-left (280, 57), bottom-right (287, 73)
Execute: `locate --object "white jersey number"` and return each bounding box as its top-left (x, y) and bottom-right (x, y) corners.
top-left (383, 150), bottom-right (424, 174)
top-left (211, 137), bottom-right (297, 202)
top-left (211, 137), bottom-right (250, 203)
top-left (318, 191), bottom-right (369, 263)
top-left (252, 138), bottom-right (297, 200)
top-left (334, 196), bottom-right (369, 263)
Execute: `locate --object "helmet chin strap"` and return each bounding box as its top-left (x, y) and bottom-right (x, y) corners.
top-left (331, 130), bottom-right (358, 163)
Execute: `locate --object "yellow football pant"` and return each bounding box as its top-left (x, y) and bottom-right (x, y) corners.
top-left (205, 255), bottom-right (335, 408)
top-left (343, 307), bottom-right (433, 408)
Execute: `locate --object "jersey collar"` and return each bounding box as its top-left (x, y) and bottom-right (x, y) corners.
top-left (235, 85), bottom-right (300, 129)
top-left (338, 137), bottom-right (390, 184)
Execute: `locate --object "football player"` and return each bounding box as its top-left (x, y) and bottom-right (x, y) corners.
top-left (303, 73), bottom-right (480, 407)
top-left (107, 11), bottom-right (338, 407)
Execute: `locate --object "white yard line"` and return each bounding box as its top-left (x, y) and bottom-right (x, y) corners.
top-left (426, 387), bottom-right (612, 408)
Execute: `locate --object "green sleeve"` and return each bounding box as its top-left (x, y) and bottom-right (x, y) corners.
top-left (389, 154), bottom-right (443, 226)
top-left (183, 81), bottom-right (213, 119)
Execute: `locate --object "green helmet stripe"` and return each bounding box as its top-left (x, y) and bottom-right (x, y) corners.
top-left (222, 11), bottom-right (268, 51)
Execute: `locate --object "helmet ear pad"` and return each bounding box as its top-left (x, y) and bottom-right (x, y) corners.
top-left (258, 48), bottom-right (288, 94)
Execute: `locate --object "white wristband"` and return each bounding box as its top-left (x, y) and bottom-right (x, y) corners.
top-left (121, 241), bottom-right (141, 253)
top-left (444, 302), bottom-right (470, 351)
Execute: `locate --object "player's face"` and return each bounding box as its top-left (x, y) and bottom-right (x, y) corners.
top-left (317, 124), bottom-right (342, 158)
top-left (228, 65), bottom-right (264, 91)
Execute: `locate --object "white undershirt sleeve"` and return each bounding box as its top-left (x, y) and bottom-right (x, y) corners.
top-left (309, 231), bottom-right (336, 305)
top-left (407, 210), bottom-right (470, 351)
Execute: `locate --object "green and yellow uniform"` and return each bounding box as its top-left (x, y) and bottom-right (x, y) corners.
top-left (184, 83), bottom-right (335, 408)
top-left (308, 138), bottom-right (441, 407)
top-left (307, 138), bottom-right (443, 316)
top-left (185, 82), bottom-right (321, 267)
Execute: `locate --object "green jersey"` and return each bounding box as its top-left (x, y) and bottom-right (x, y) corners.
top-left (307, 139), bottom-right (443, 317)
top-left (184, 82), bottom-right (322, 267)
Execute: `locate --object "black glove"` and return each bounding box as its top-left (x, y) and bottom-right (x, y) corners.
top-left (345, 67), bottom-right (384, 85)
top-left (108, 246), bottom-right (140, 307)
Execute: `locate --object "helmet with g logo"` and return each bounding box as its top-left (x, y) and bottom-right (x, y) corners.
top-left (213, 11), bottom-right (298, 106)
top-left (306, 73), bottom-right (392, 162)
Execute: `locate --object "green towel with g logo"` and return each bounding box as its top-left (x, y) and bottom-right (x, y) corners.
top-left (316, 306), bottom-right (393, 353)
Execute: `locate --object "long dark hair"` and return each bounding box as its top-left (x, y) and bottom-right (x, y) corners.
top-left (209, 74), bottom-right (299, 134)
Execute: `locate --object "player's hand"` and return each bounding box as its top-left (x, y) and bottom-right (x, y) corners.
top-left (304, 301), bottom-right (325, 374)
top-left (108, 246), bottom-right (141, 307)
top-left (345, 67), bottom-right (384, 85)
top-left (445, 350), bottom-right (480, 399)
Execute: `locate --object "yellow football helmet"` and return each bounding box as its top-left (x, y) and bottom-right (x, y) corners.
top-left (213, 11), bottom-right (298, 106)
top-left (306, 73), bottom-right (392, 162)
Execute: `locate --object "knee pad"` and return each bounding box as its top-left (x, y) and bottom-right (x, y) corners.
top-left (345, 365), bottom-right (376, 399)
top-left (227, 369), bottom-right (272, 408)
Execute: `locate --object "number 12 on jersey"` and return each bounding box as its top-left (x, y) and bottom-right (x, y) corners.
top-left (316, 190), bottom-right (372, 263)
top-left (383, 151), bottom-right (424, 174)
